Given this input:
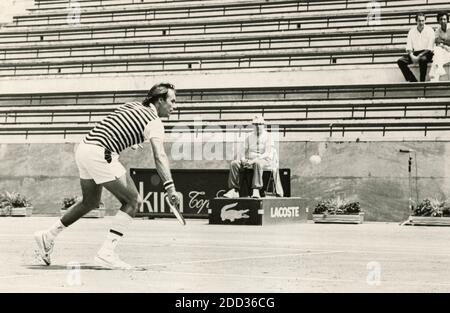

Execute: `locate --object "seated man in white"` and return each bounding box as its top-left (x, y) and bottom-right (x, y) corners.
top-left (223, 115), bottom-right (281, 199)
top-left (430, 12), bottom-right (450, 81)
top-left (397, 12), bottom-right (435, 82)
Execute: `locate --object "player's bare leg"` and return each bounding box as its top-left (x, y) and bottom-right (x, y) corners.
top-left (61, 179), bottom-right (103, 226)
top-left (34, 179), bottom-right (102, 265)
top-left (102, 173), bottom-right (141, 217)
top-left (94, 173), bottom-right (143, 270)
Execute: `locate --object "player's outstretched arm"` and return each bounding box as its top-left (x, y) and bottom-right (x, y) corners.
top-left (150, 137), bottom-right (180, 205)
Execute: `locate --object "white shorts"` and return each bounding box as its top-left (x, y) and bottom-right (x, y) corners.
top-left (75, 142), bottom-right (126, 184)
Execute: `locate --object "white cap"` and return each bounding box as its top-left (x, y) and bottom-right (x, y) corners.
top-left (252, 115), bottom-right (265, 125)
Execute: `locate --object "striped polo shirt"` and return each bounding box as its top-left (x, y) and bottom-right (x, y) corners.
top-left (84, 102), bottom-right (164, 153)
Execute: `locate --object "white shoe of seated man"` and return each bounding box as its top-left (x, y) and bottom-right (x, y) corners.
top-left (251, 189), bottom-right (261, 198)
top-left (223, 189), bottom-right (239, 198)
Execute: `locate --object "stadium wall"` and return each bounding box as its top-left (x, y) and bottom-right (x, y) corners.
top-left (0, 66), bottom-right (437, 94)
top-left (1, 141), bottom-right (449, 222)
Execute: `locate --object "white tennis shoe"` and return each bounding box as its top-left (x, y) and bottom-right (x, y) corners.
top-left (34, 231), bottom-right (54, 266)
top-left (94, 250), bottom-right (134, 270)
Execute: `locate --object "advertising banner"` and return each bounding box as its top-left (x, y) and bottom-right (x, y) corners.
top-left (130, 168), bottom-right (290, 218)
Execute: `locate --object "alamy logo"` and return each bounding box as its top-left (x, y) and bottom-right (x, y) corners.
top-left (366, 0), bottom-right (381, 26)
top-left (67, 0), bottom-right (81, 26)
top-left (220, 202), bottom-right (249, 222)
top-left (366, 261), bottom-right (381, 286)
top-left (66, 262), bottom-right (81, 286)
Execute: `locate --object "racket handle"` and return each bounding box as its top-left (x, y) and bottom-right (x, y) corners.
top-left (168, 194), bottom-right (179, 206)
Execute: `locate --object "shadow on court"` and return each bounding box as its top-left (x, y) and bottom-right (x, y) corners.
top-left (25, 264), bottom-right (110, 271)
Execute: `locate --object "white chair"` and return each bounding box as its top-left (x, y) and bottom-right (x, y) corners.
top-left (264, 149), bottom-right (284, 197)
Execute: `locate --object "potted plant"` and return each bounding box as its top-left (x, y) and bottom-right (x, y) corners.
top-left (60, 195), bottom-right (79, 216)
top-left (0, 191), bottom-right (33, 217)
top-left (313, 197), bottom-right (364, 224)
top-left (406, 198), bottom-right (450, 226)
top-left (61, 196), bottom-right (105, 218)
top-left (0, 192), bottom-right (12, 216)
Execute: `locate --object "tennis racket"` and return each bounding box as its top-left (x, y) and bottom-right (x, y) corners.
top-left (164, 195), bottom-right (186, 226)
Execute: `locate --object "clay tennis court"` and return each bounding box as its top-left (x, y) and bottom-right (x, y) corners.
top-left (1, 217), bottom-right (450, 293)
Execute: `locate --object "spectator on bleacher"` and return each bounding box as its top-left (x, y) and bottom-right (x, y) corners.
top-left (223, 115), bottom-right (279, 199)
top-left (429, 12), bottom-right (450, 82)
top-left (397, 12), bottom-right (435, 82)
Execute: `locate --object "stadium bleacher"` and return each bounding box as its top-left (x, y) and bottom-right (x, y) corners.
top-left (1, 82), bottom-right (450, 142)
top-left (0, 1), bottom-right (449, 76)
top-left (0, 0), bottom-right (449, 126)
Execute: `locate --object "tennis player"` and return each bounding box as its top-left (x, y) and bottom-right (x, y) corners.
top-left (34, 83), bottom-right (180, 270)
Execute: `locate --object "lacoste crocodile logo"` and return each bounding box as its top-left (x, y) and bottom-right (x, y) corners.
top-left (220, 202), bottom-right (250, 222)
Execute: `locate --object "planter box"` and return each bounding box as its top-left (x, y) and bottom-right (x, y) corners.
top-left (406, 215), bottom-right (450, 226)
top-left (313, 212), bottom-right (364, 224)
top-left (0, 206), bottom-right (32, 217)
top-left (0, 207), bottom-right (11, 216)
top-left (60, 208), bottom-right (105, 218)
top-left (11, 206), bottom-right (33, 217)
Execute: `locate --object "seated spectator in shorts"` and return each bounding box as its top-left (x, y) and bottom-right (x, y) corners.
top-left (429, 12), bottom-right (450, 82)
top-left (397, 12), bottom-right (435, 82)
top-left (223, 115), bottom-right (276, 199)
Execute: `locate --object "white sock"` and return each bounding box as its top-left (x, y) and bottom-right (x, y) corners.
top-left (46, 219), bottom-right (66, 240)
top-left (99, 210), bottom-right (132, 254)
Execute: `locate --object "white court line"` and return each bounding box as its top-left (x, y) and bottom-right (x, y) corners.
top-left (1, 233), bottom-right (447, 251)
top-left (141, 269), bottom-right (356, 283)
top-left (3, 235), bottom-right (450, 256)
top-left (138, 250), bottom-right (345, 267)
top-left (161, 243), bottom-right (450, 257)
top-left (0, 236), bottom-right (313, 252)
top-left (0, 237), bottom-right (316, 253)
top-left (3, 232), bottom-right (450, 254)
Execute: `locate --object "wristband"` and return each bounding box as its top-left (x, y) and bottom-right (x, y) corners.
top-left (163, 180), bottom-right (175, 191)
